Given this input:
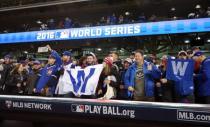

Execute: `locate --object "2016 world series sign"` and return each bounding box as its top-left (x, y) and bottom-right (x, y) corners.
top-left (0, 18), bottom-right (210, 44)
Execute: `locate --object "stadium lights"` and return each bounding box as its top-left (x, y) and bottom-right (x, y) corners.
top-left (196, 36), bottom-right (201, 40)
top-left (195, 4), bottom-right (201, 9)
top-left (184, 39), bottom-right (190, 44)
top-left (173, 16), bottom-right (177, 20)
top-left (125, 12), bottom-right (130, 16)
top-left (36, 20), bottom-right (42, 24)
top-left (171, 7), bottom-right (176, 11)
top-left (24, 51), bottom-right (28, 54)
top-left (97, 48), bottom-right (102, 51)
top-left (207, 39), bottom-right (210, 43)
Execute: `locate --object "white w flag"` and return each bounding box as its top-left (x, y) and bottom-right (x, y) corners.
top-left (56, 64), bottom-right (103, 96)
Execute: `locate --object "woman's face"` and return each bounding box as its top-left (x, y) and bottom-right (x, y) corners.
top-left (178, 55), bottom-right (187, 60)
top-left (179, 56), bottom-right (187, 60)
top-left (18, 64), bottom-right (24, 72)
top-left (83, 59), bottom-right (87, 64)
top-left (161, 59), bottom-right (167, 67)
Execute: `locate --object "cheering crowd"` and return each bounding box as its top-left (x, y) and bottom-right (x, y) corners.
top-left (0, 45), bottom-right (210, 104)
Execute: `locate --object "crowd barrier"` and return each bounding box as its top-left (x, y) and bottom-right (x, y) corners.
top-left (0, 95), bottom-right (209, 126)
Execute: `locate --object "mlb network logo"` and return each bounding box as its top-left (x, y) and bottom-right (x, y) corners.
top-left (71, 104), bottom-right (85, 113)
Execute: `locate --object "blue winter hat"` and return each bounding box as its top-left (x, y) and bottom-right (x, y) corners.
top-left (86, 52), bottom-right (96, 58)
top-left (49, 54), bottom-right (56, 59)
top-left (194, 51), bottom-right (204, 57)
top-left (33, 60), bottom-right (41, 65)
top-left (20, 60), bottom-right (27, 64)
top-left (4, 54), bottom-right (12, 59)
top-left (62, 51), bottom-right (71, 56)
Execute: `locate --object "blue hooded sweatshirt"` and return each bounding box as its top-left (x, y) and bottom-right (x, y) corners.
top-left (124, 61), bottom-right (161, 98)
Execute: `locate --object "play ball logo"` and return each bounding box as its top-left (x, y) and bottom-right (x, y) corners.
top-left (71, 104), bottom-right (85, 113)
top-left (5, 100), bottom-right (12, 109)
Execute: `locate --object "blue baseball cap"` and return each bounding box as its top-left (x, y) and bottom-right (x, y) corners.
top-left (19, 60), bottom-right (27, 64)
top-left (62, 51), bottom-right (71, 57)
top-left (194, 51), bottom-right (204, 57)
top-left (4, 54), bottom-right (12, 59)
top-left (49, 54), bottom-right (56, 59)
top-left (33, 60), bottom-right (41, 65)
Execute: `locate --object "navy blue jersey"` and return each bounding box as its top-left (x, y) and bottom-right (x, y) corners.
top-left (36, 50), bottom-right (62, 93)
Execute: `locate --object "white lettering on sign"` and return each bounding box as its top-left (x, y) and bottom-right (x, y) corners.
top-left (71, 104), bottom-right (135, 119)
top-left (70, 28), bottom-right (102, 38)
top-left (177, 110), bottom-right (210, 123)
top-left (172, 61), bottom-right (188, 76)
top-left (11, 101), bottom-right (52, 110)
top-left (104, 25), bottom-right (141, 36)
top-left (37, 32), bottom-right (55, 40)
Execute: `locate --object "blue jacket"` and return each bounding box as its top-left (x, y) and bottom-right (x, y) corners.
top-left (124, 61), bottom-right (161, 97)
top-left (36, 50), bottom-right (62, 93)
top-left (196, 57), bottom-right (210, 96)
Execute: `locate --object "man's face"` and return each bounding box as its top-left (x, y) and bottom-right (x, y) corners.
top-left (33, 64), bottom-right (41, 70)
top-left (135, 52), bottom-right (143, 64)
top-left (86, 56), bottom-right (94, 65)
top-left (48, 57), bottom-right (56, 65)
top-left (130, 54), bottom-right (135, 59)
top-left (178, 55), bottom-right (187, 60)
top-left (151, 57), bottom-right (156, 64)
top-left (123, 62), bottom-right (130, 69)
top-left (187, 51), bottom-right (193, 58)
top-left (28, 61), bottom-right (34, 66)
top-left (4, 58), bottom-right (10, 64)
top-left (109, 53), bottom-right (118, 62)
top-left (62, 55), bottom-right (70, 62)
